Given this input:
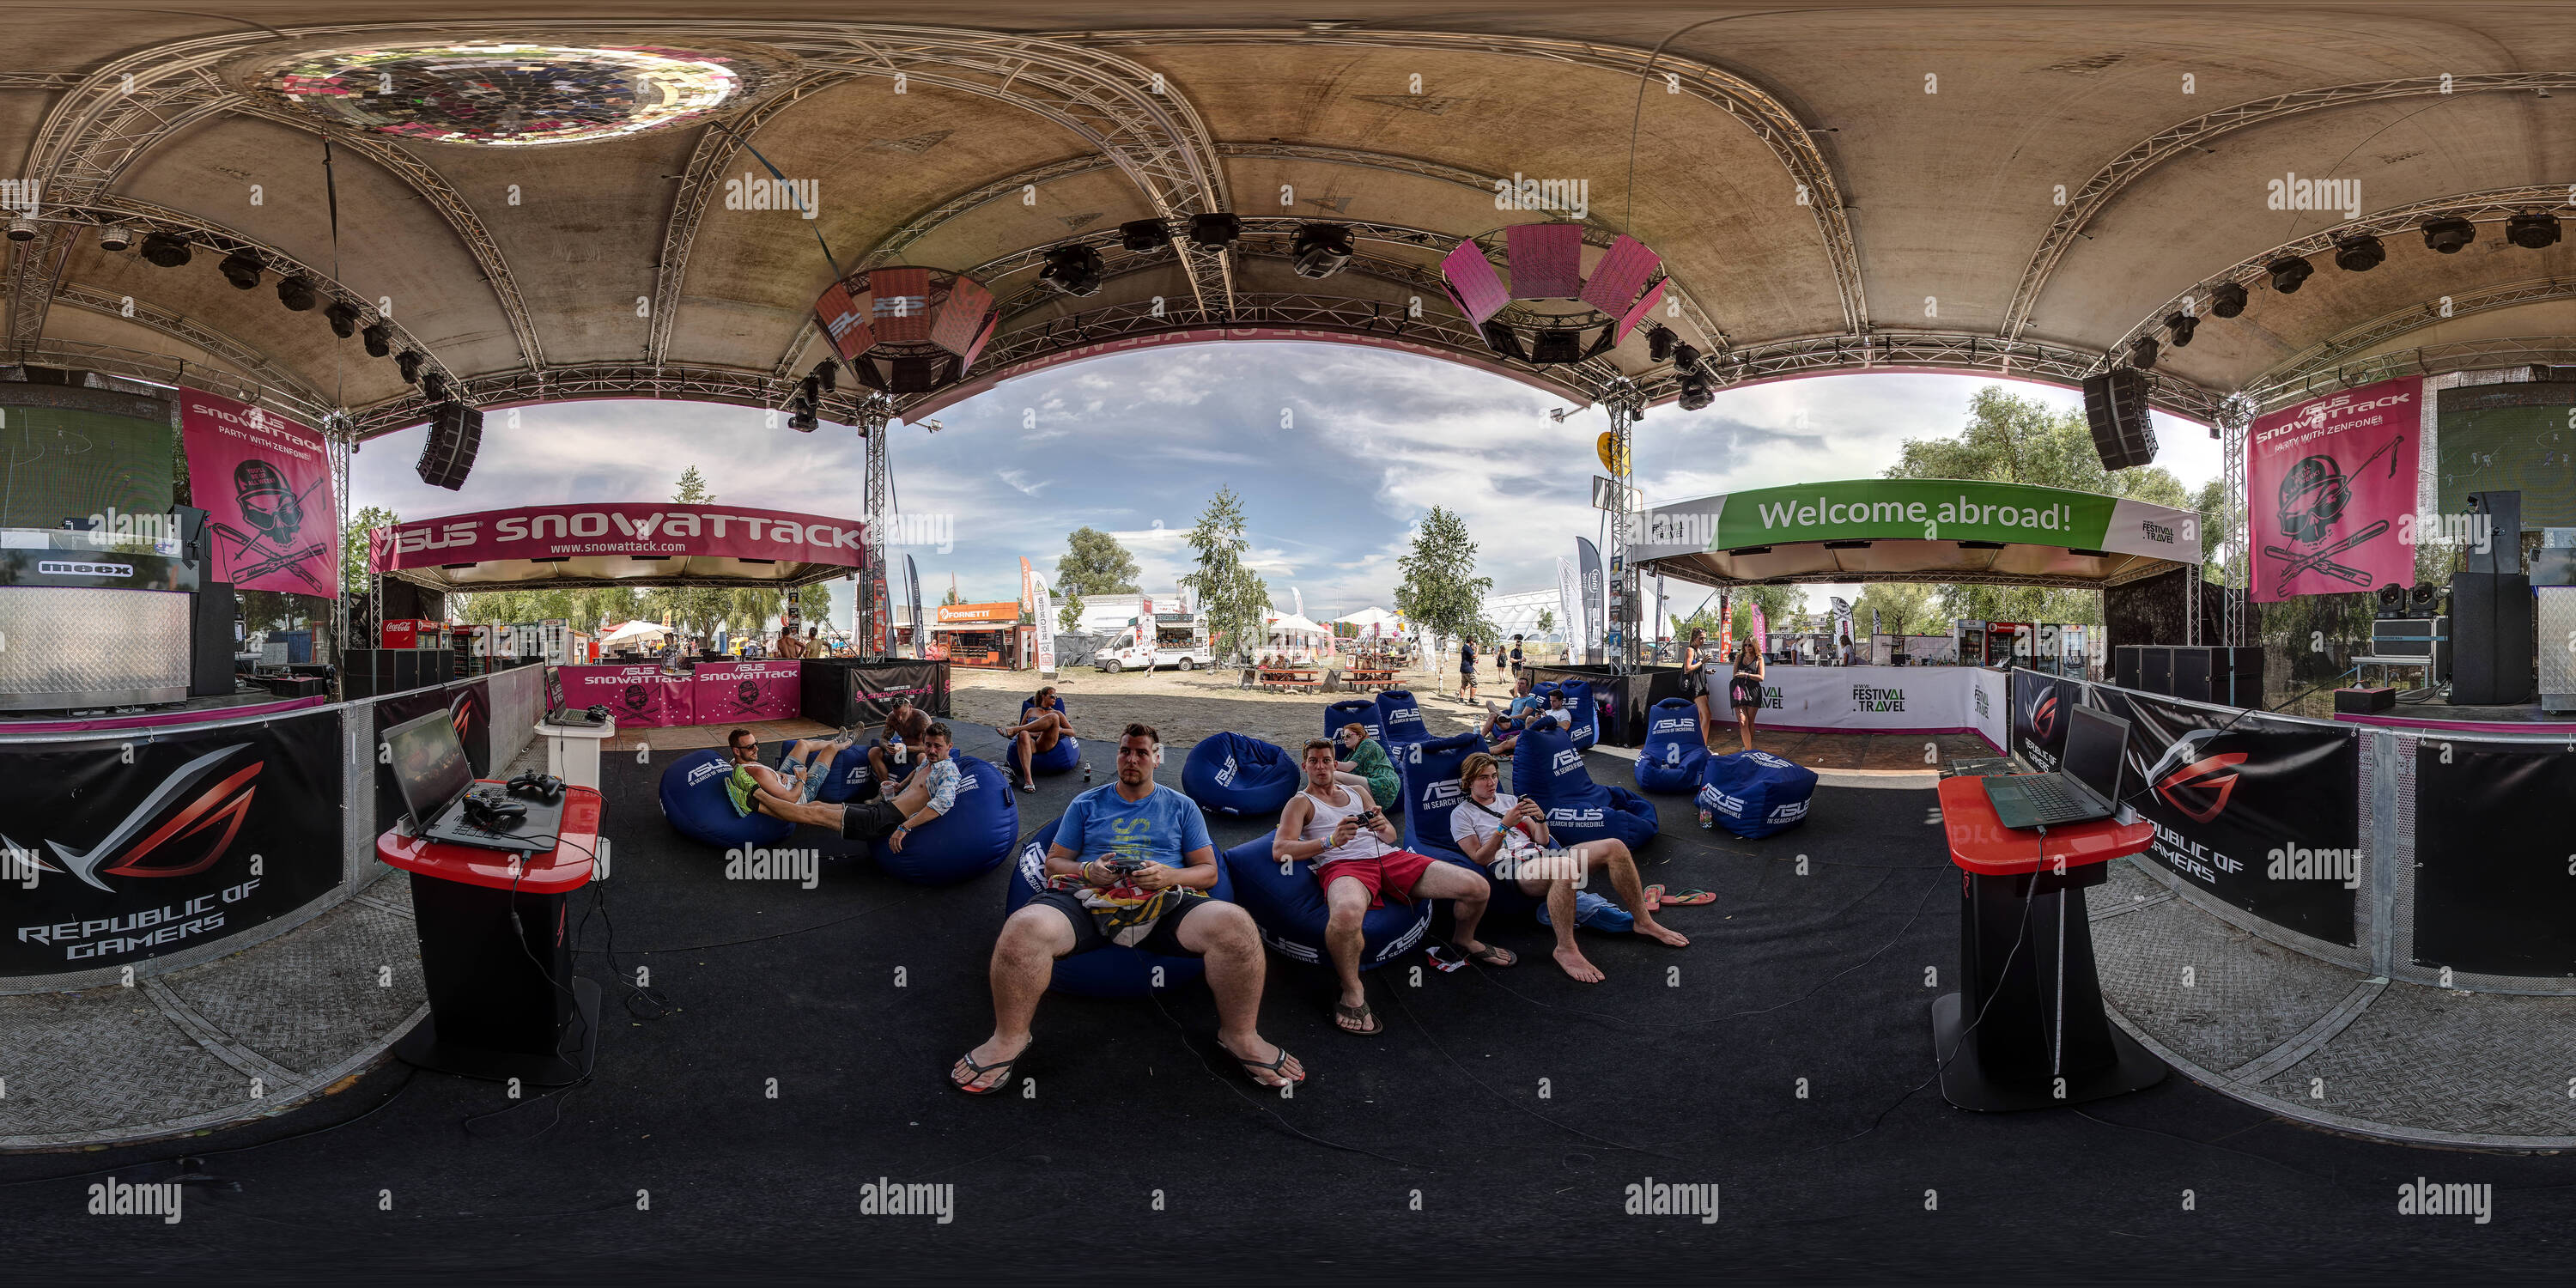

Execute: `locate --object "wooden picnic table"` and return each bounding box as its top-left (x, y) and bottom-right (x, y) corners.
top-left (1342, 667), bottom-right (1398, 692)
top-left (1255, 666), bottom-right (1321, 692)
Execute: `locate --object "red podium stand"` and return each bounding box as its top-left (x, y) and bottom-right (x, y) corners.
top-left (1932, 775), bottom-right (2166, 1110)
top-left (380, 785), bottom-right (603, 1086)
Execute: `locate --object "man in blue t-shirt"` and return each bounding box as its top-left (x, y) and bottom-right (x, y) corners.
top-left (950, 722), bottom-right (1306, 1096)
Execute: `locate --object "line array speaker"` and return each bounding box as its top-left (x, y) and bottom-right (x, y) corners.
top-left (417, 402), bottom-right (483, 490)
top-left (2081, 368), bottom-right (2158, 471)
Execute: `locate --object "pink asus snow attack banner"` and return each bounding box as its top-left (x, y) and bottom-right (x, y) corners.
top-left (2249, 376), bottom-right (2421, 602)
top-left (371, 502), bottom-right (864, 572)
top-left (556, 665), bottom-right (694, 729)
top-left (693, 660), bottom-right (804, 723)
top-left (179, 387), bottom-right (337, 597)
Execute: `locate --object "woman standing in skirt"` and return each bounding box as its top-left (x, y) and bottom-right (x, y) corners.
top-left (1727, 639), bottom-right (1767, 751)
top-left (1681, 627), bottom-right (1716, 749)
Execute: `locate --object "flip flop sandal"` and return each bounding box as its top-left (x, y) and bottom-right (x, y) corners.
top-left (1466, 942), bottom-right (1517, 967)
top-left (1333, 1001), bottom-right (1384, 1036)
top-left (947, 1042), bottom-right (1030, 1096)
top-left (1223, 1041), bottom-right (1308, 1086)
top-left (1655, 888), bottom-right (1718, 907)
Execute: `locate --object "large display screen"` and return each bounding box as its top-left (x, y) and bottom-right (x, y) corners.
top-left (0, 398), bottom-right (174, 532)
top-left (2435, 382), bottom-right (2576, 528)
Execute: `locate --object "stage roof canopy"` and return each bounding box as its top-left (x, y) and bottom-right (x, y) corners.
top-left (370, 501), bottom-right (862, 592)
top-left (1631, 478), bottom-right (2202, 591)
top-left (16, 3), bottom-right (2576, 444)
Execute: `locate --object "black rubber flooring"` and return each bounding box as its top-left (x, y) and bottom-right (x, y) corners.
top-left (9, 739), bottom-right (2575, 1280)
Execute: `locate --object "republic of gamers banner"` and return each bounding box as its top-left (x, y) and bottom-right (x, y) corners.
top-left (2247, 376), bottom-right (2421, 602)
top-left (180, 387), bottom-right (337, 597)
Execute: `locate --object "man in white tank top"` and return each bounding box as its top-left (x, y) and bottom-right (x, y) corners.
top-left (1275, 739), bottom-right (1514, 1036)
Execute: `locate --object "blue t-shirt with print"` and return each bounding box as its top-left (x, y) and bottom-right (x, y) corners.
top-left (1053, 781), bottom-right (1213, 866)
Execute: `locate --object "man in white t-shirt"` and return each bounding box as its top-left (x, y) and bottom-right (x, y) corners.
top-left (1448, 750), bottom-right (1688, 983)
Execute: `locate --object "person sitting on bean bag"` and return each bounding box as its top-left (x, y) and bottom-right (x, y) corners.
top-left (1448, 750), bottom-right (1690, 984)
top-left (1332, 722), bottom-right (1400, 812)
top-left (1476, 675), bottom-right (1542, 753)
top-left (1280, 738), bottom-right (1510, 1036)
top-left (865, 696), bottom-right (933, 794)
top-left (718, 726), bottom-right (931, 845)
top-left (876, 721), bottom-right (975, 860)
top-left (951, 721), bottom-right (1304, 1095)
top-left (998, 684), bottom-right (1076, 792)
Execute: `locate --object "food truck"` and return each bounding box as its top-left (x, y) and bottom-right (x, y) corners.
top-left (1095, 611), bottom-right (1212, 672)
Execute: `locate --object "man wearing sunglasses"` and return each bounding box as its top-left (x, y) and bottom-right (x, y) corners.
top-left (951, 723), bottom-right (1303, 1095)
top-left (721, 727), bottom-right (940, 843)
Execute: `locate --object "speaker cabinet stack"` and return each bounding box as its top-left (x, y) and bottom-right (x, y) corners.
top-left (2081, 368), bottom-right (2158, 470)
top-left (2450, 573), bottom-right (2535, 705)
top-left (416, 402), bottom-right (484, 490)
top-left (189, 582), bottom-right (240, 697)
top-left (2112, 645), bottom-right (2264, 707)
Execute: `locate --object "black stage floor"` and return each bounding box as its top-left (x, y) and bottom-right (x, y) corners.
top-left (9, 741), bottom-right (2573, 1280)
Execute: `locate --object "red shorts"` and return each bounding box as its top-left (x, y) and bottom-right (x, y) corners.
top-left (1314, 849), bottom-right (1440, 909)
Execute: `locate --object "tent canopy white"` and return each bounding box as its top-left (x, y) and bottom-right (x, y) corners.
top-left (1267, 611), bottom-right (1329, 636)
top-left (598, 620), bottom-right (670, 647)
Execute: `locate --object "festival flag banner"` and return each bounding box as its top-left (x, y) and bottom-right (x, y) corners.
top-left (2248, 376), bottom-right (2422, 602)
top-left (180, 388), bottom-right (337, 597)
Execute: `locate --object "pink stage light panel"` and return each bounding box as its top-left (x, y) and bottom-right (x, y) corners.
top-left (1505, 222), bottom-right (1584, 300)
top-left (1617, 278), bottom-right (1668, 343)
top-left (815, 282), bottom-right (872, 360)
top-left (871, 267), bottom-right (932, 343)
top-left (1580, 234), bottom-right (1661, 316)
top-left (931, 276), bottom-right (993, 356)
top-left (1440, 241), bottom-right (1510, 325)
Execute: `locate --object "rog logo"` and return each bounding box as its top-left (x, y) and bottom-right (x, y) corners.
top-left (2030, 690), bottom-right (2060, 741)
top-left (447, 690), bottom-right (478, 746)
top-left (623, 684), bottom-right (649, 713)
top-left (737, 679), bottom-right (760, 708)
top-left (3, 744), bottom-right (261, 891)
top-left (2147, 728), bottom-right (2248, 824)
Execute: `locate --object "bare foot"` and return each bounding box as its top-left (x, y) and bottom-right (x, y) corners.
top-left (1552, 945), bottom-right (1607, 983)
top-left (1637, 920), bottom-right (1691, 948)
top-left (950, 1032), bottom-right (1030, 1092)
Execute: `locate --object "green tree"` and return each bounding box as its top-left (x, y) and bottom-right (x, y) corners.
top-left (1885, 386), bottom-right (2219, 628)
top-left (1850, 581), bottom-right (1941, 638)
top-left (1392, 505), bottom-right (1492, 656)
top-left (941, 584), bottom-right (963, 607)
top-left (1054, 525), bottom-right (1140, 633)
top-left (799, 580), bottom-right (833, 627)
top-left (343, 505), bottom-right (399, 596)
top-left (1177, 487), bottom-right (1273, 664)
top-left (643, 465), bottom-right (732, 639)
top-left (1728, 585), bottom-right (1807, 644)
top-left (1534, 608), bottom-right (1557, 637)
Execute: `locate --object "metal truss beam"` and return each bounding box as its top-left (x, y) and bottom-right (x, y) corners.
top-left (1678, 330), bottom-right (2227, 422)
top-left (1080, 27), bottom-right (1865, 334)
top-left (2002, 73), bottom-right (2576, 339)
top-left (344, 360), bottom-right (852, 439)
top-left (2245, 336), bottom-right (2576, 415)
top-left (2249, 275), bottom-right (2576, 394)
top-left (52, 281), bottom-right (335, 413)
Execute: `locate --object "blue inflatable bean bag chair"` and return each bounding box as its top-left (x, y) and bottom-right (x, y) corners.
top-left (660, 747), bottom-right (796, 848)
top-left (1324, 697), bottom-right (1381, 743)
top-left (1375, 689), bottom-right (1431, 753)
top-left (1699, 749), bottom-right (1818, 840)
top-left (1012, 697), bottom-right (1081, 775)
top-left (1221, 835), bottom-right (1433, 972)
top-left (1559, 679), bottom-right (1601, 750)
top-left (1003, 817), bottom-right (1237, 999)
top-left (1182, 732), bottom-right (1302, 817)
top-left (1530, 680), bottom-right (1563, 702)
top-left (871, 752), bottom-right (1018, 884)
top-left (1402, 731), bottom-right (1541, 918)
top-left (1633, 698), bottom-right (1709, 794)
top-left (815, 740), bottom-right (881, 804)
top-left (1510, 723), bottom-right (1659, 852)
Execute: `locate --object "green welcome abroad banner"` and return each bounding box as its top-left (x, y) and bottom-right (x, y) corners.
top-left (1631, 478), bottom-right (2196, 563)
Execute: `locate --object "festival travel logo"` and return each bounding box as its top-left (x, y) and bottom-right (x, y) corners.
top-left (2, 744), bottom-right (259, 891)
top-left (2146, 729), bottom-right (2247, 825)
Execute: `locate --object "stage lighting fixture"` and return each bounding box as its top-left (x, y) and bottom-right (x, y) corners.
top-left (2131, 337), bottom-right (2160, 369)
top-left (788, 410), bottom-right (819, 432)
top-left (1187, 213), bottom-right (1243, 247)
top-left (421, 370), bottom-right (448, 401)
top-left (139, 232), bottom-right (191, 267)
top-left (1037, 244), bottom-right (1105, 296)
top-left (1291, 223), bottom-right (1354, 279)
top-left (276, 275), bottom-right (319, 311)
top-left (217, 249), bottom-right (263, 289)
top-left (1647, 326), bottom-right (1677, 363)
top-left (2421, 216), bottom-right (2476, 253)
top-left (2506, 211), bottom-right (2561, 248)
top-left (1479, 319), bottom-right (1527, 361)
top-left (4, 217), bottom-right (35, 242)
top-left (798, 375), bottom-right (822, 409)
top-left (1676, 367), bottom-right (1714, 411)
top-left (2331, 234), bottom-right (2385, 272)
top-left (324, 300), bottom-right (360, 338)
top-left (2166, 312), bottom-right (2197, 347)
top-left (361, 323), bottom-right (391, 357)
top-left (809, 358), bottom-right (838, 392)
top-left (2265, 256), bottom-right (2312, 294)
top-left (2375, 582), bottom-right (2406, 616)
top-left (2208, 282), bottom-right (2248, 318)
top-left (397, 350), bottom-right (424, 384)
top-left (1118, 218), bottom-right (1168, 252)
top-left (96, 225), bottom-right (132, 252)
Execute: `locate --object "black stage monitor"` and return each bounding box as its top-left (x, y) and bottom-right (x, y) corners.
top-left (385, 708), bottom-right (473, 832)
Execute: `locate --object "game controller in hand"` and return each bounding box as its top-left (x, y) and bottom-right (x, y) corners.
top-left (507, 770), bottom-right (565, 804)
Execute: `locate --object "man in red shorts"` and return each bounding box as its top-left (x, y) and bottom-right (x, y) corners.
top-left (1274, 739), bottom-right (1512, 1036)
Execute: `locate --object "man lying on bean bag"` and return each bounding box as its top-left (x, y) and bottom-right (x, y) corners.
top-left (719, 724), bottom-right (948, 846)
top-left (1279, 738), bottom-right (1511, 1037)
top-left (951, 722), bottom-right (1305, 1095)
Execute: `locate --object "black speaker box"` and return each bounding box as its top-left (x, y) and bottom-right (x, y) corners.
top-left (189, 583), bottom-right (239, 697)
top-left (2169, 647), bottom-right (2213, 702)
top-left (2336, 687), bottom-right (2397, 714)
top-left (2451, 572), bottom-right (2534, 705)
top-left (2081, 368), bottom-right (2158, 470)
top-left (2139, 646), bottom-right (2172, 696)
top-left (2113, 645), bottom-right (2142, 690)
top-left (2465, 490), bottom-right (2523, 575)
top-left (417, 402), bottom-right (484, 490)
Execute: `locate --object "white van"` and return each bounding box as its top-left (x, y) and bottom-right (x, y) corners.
top-left (1096, 613), bottom-right (1212, 672)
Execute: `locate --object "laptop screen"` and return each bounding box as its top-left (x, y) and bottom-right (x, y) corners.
top-left (385, 708), bottom-right (473, 829)
top-left (2059, 705), bottom-right (2129, 805)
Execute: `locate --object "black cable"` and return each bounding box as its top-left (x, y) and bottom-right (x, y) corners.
top-left (469, 854), bottom-right (592, 1139)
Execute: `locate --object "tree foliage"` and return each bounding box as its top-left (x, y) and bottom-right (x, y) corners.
top-left (1393, 506), bottom-right (1492, 654)
top-left (343, 505), bottom-right (400, 597)
top-left (1177, 487), bottom-right (1273, 664)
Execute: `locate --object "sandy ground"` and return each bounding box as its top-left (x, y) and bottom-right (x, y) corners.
top-left (946, 659), bottom-right (1502, 757)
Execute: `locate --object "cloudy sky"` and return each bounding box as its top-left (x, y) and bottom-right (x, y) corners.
top-left (350, 344), bottom-right (2220, 634)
